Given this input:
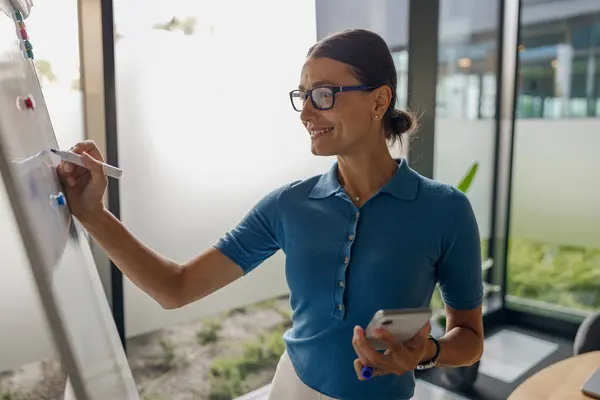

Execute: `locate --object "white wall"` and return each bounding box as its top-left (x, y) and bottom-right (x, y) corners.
top-left (113, 0), bottom-right (329, 338)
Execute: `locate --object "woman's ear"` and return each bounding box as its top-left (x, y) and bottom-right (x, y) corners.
top-left (372, 85), bottom-right (392, 115)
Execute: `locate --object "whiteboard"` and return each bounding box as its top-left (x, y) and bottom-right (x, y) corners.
top-left (0, 2), bottom-right (139, 399)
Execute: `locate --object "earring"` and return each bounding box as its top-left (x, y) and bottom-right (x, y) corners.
top-left (373, 115), bottom-right (379, 120)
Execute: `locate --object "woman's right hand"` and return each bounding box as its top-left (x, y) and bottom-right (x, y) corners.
top-left (56, 140), bottom-right (108, 221)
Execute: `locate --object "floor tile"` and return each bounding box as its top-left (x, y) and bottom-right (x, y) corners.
top-left (479, 329), bottom-right (559, 383)
top-left (412, 379), bottom-right (470, 399)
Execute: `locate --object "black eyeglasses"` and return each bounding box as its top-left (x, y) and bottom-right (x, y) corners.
top-left (289, 85), bottom-right (379, 112)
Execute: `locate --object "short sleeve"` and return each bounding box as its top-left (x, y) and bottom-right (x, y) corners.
top-left (214, 185), bottom-right (286, 274)
top-left (437, 189), bottom-right (483, 310)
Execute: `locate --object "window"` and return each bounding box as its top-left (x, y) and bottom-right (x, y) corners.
top-left (507, 0), bottom-right (600, 315)
top-left (431, 0), bottom-right (502, 314)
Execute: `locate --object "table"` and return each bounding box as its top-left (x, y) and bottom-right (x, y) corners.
top-left (508, 351), bottom-right (600, 400)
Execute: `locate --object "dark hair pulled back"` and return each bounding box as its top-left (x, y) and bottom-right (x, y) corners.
top-left (307, 29), bottom-right (416, 144)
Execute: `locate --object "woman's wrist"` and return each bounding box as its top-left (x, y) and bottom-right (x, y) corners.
top-left (420, 337), bottom-right (438, 363)
top-left (76, 206), bottom-right (110, 227)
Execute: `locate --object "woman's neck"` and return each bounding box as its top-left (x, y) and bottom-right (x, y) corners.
top-left (336, 144), bottom-right (398, 205)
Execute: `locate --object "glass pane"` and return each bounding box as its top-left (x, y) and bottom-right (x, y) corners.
top-left (507, 1), bottom-right (600, 314)
top-left (431, 0), bottom-right (501, 315)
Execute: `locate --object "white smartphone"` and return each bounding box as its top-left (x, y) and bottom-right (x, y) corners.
top-left (365, 307), bottom-right (432, 351)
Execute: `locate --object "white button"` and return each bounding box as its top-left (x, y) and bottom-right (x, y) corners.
top-left (355, 211), bottom-right (360, 219)
top-left (344, 256), bottom-right (349, 264)
top-left (338, 280), bottom-right (345, 288)
top-left (348, 234), bottom-right (354, 241)
top-left (337, 304), bottom-right (344, 311)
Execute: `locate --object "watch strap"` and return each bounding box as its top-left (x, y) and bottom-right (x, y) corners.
top-left (416, 335), bottom-right (440, 370)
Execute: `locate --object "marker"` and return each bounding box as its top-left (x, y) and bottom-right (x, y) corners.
top-left (50, 149), bottom-right (122, 179)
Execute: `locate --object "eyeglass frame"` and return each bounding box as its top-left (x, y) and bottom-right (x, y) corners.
top-left (289, 84), bottom-right (381, 112)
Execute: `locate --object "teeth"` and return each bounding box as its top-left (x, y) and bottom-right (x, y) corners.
top-left (309, 127), bottom-right (333, 138)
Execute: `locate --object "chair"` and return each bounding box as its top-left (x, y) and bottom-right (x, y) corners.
top-left (574, 312), bottom-right (600, 355)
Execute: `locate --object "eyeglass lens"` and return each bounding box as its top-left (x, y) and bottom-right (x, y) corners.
top-left (292, 87), bottom-right (334, 111)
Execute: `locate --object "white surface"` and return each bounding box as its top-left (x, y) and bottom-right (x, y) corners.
top-left (113, 0), bottom-right (330, 338)
top-left (0, 7), bottom-right (139, 400)
top-left (0, 0), bottom-right (86, 372)
top-left (479, 329), bottom-right (559, 383)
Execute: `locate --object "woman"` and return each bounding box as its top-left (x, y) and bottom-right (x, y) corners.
top-left (59, 29), bottom-right (483, 400)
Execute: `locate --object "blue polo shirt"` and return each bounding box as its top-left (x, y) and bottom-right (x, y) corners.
top-left (214, 158), bottom-right (482, 400)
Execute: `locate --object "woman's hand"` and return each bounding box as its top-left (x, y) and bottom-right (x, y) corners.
top-left (352, 322), bottom-right (431, 380)
top-left (56, 140), bottom-right (108, 220)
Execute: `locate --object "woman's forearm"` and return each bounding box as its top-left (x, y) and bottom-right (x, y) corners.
top-left (422, 326), bottom-right (483, 367)
top-left (78, 208), bottom-right (183, 308)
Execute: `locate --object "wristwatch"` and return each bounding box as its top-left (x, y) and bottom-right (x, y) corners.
top-left (415, 335), bottom-right (440, 370)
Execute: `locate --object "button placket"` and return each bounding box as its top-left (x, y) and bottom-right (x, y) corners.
top-left (334, 210), bottom-right (360, 319)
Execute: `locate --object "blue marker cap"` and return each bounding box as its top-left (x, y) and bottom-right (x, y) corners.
top-left (51, 192), bottom-right (66, 207)
top-left (361, 365), bottom-right (374, 380)
top-left (56, 193), bottom-right (66, 206)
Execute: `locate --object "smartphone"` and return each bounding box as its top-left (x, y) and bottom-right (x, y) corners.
top-left (582, 367), bottom-right (600, 399)
top-left (365, 307), bottom-right (432, 351)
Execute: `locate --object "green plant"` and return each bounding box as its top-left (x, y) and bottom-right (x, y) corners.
top-left (456, 162), bottom-right (478, 194)
top-left (142, 395), bottom-right (170, 400)
top-left (250, 297), bottom-right (278, 311)
top-left (197, 318), bottom-right (222, 345)
top-left (507, 238), bottom-right (600, 310)
top-left (158, 339), bottom-right (176, 369)
top-left (34, 60), bottom-right (57, 87)
top-left (1, 391), bottom-right (20, 400)
top-left (153, 16), bottom-right (197, 35)
top-left (209, 325), bottom-right (286, 399)
top-left (276, 306), bottom-right (293, 326)
top-left (227, 306), bottom-right (248, 316)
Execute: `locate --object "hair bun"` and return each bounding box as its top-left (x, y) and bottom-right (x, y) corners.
top-left (390, 108), bottom-right (415, 136)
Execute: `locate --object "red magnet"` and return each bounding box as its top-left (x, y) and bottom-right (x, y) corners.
top-left (21, 96), bottom-right (35, 110)
top-left (19, 28), bottom-right (28, 40)
top-left (16, 95), bottom-right (36, 111)
top-left (24, 96), bottom-right (35, 110)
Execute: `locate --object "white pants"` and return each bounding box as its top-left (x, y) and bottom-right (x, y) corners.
top-left (268, 351), bottom-right (338, 400)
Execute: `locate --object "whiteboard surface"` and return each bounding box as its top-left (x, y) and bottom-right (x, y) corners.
top-left (0, 4), bottom-right (138, 400)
